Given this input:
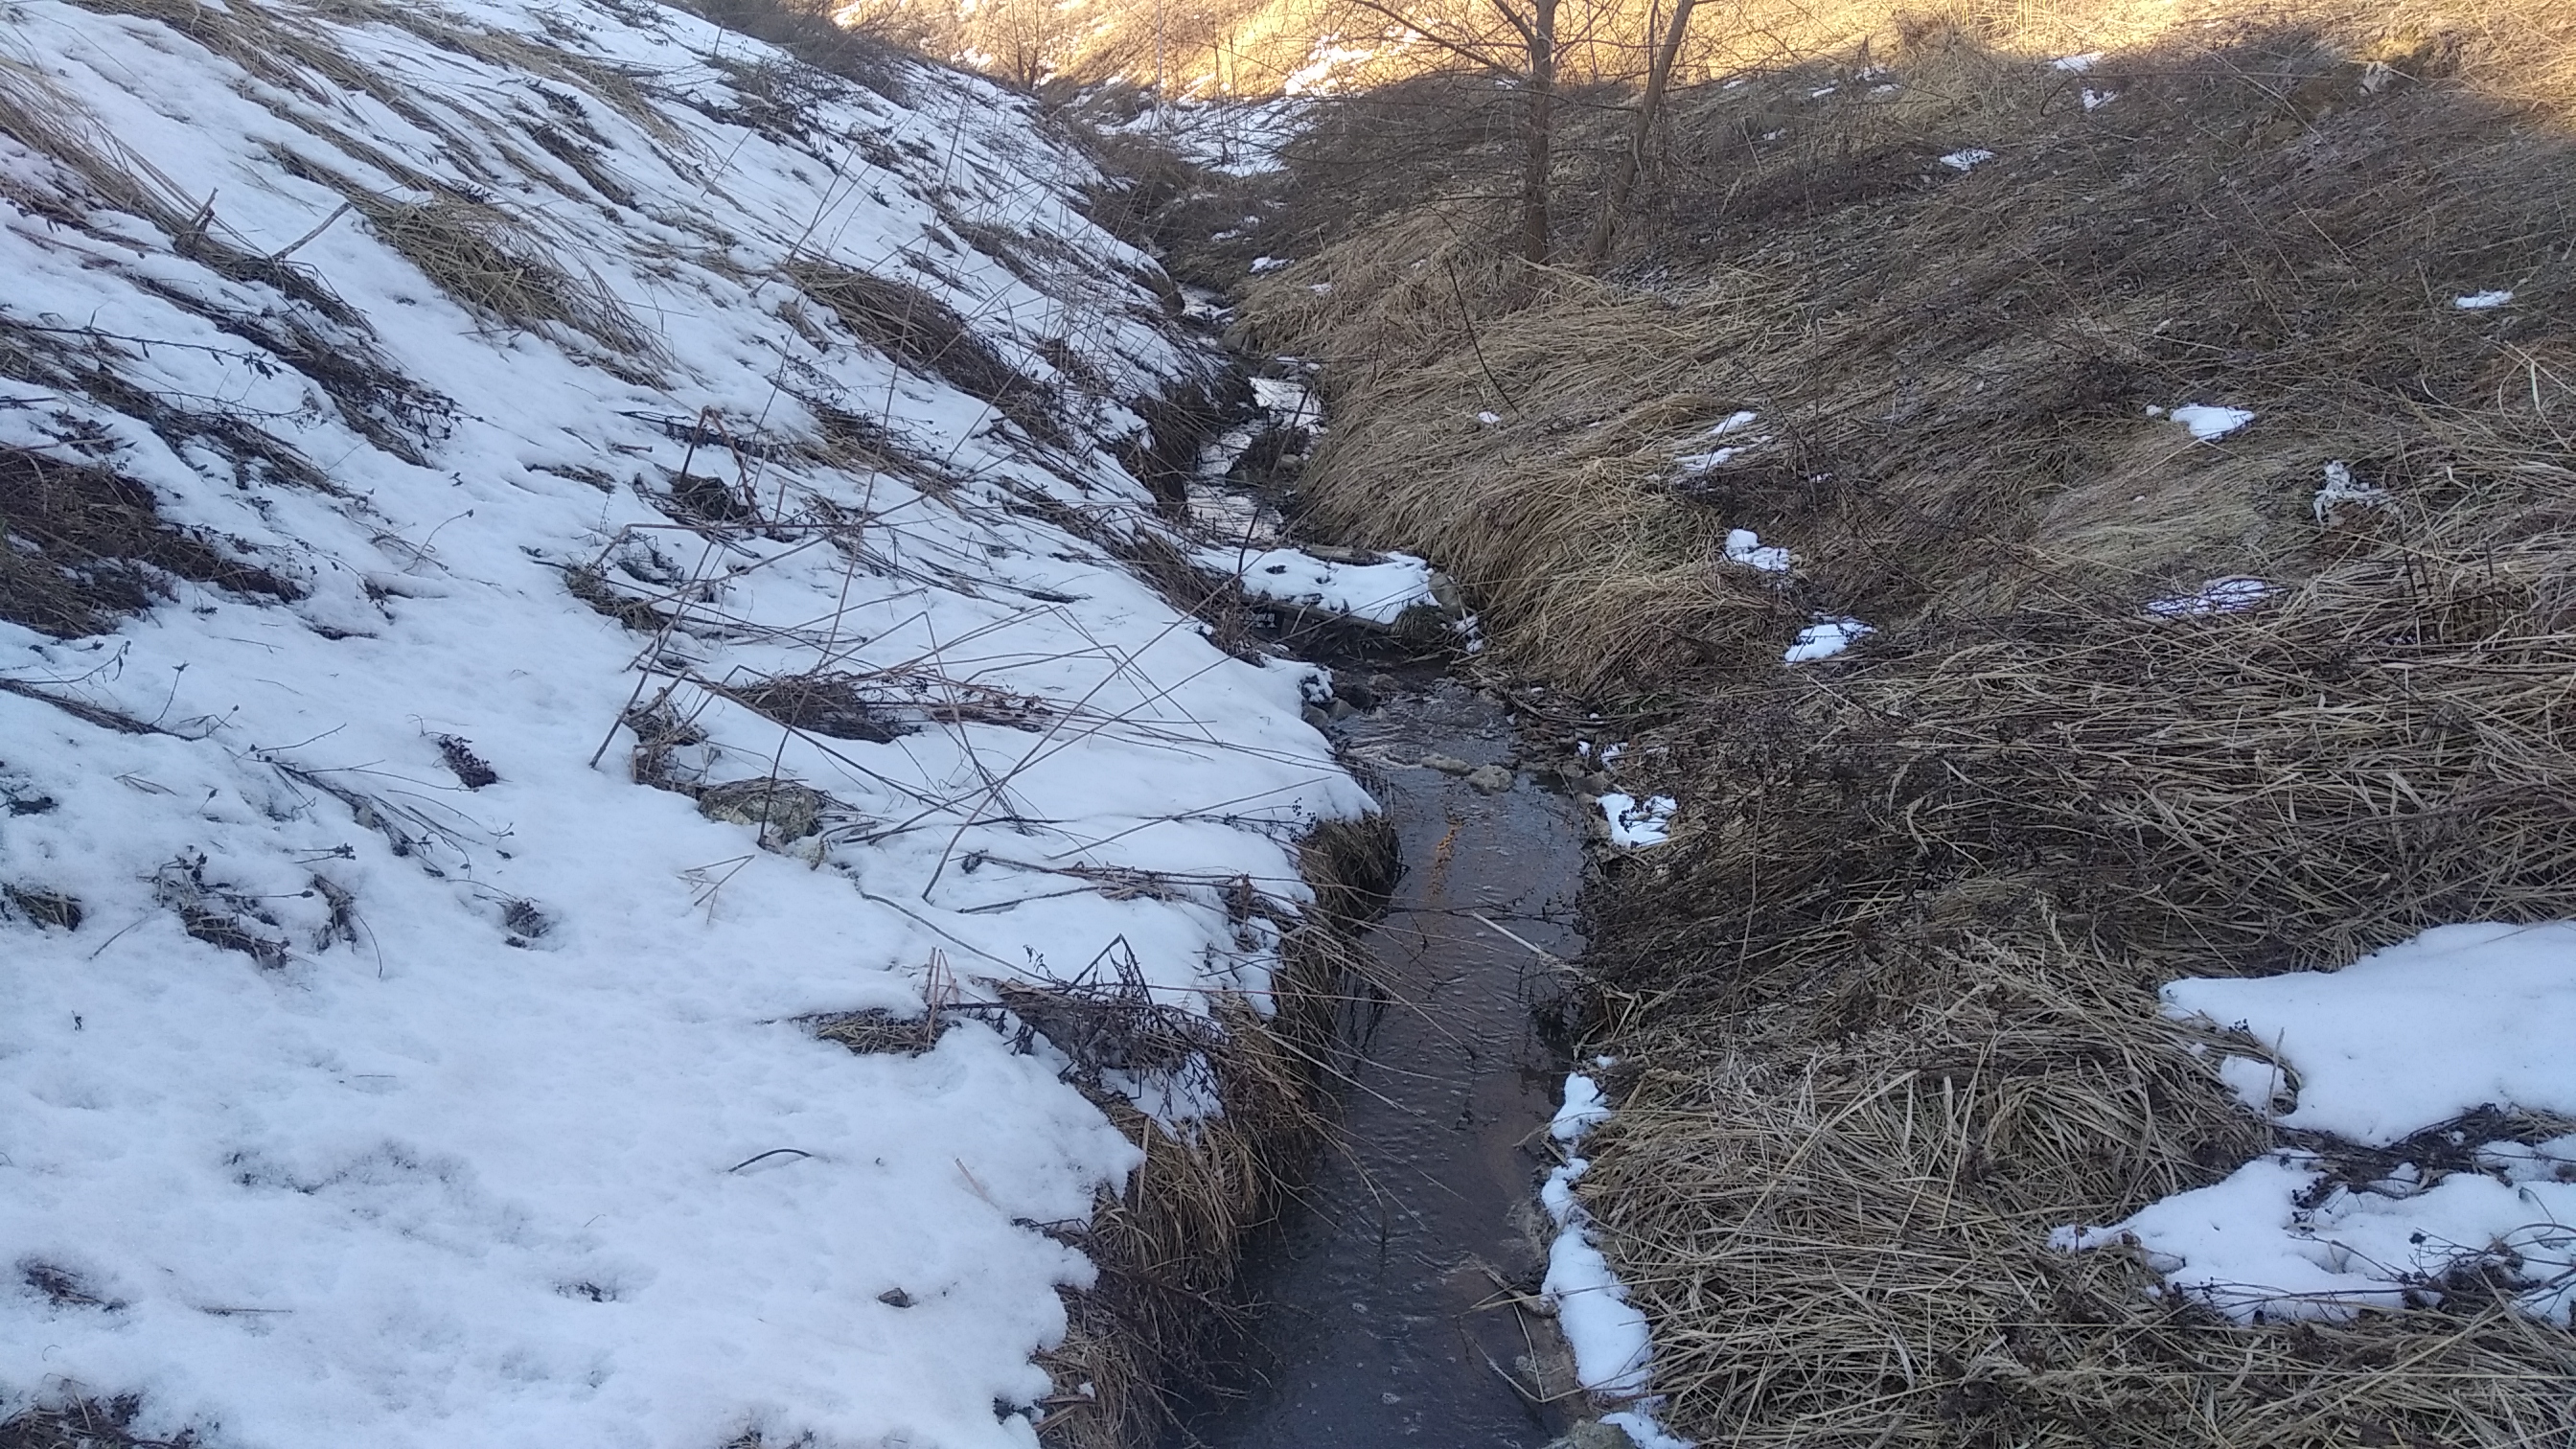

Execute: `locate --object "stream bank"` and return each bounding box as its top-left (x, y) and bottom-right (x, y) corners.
top-left (1143, 353), bottom-right (1668, 1449)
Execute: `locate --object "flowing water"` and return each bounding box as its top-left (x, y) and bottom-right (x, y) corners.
top-left (1170, 682), bottom-right (1592, 1448)
top-left (1163, 358), bottom-right (1598, 1448)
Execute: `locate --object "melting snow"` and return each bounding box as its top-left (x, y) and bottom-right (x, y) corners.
top-left (2057, 923), bottom-right (2576, 1323)
top-left (2313, 460), bottom-right (2389, 521)
top-left (1784, 617), bottom-right (1873, 663)
top-left (1598, 794), bottom-right (1677, 848)
top-left (1552, 1074), bottom-right (1615, 1140)
top-left (1541, 1079), bottom-right (1652, 1396)
top-left (1539, 1076), bottom-right (1691, 1444)
top-left (1723, 528), bottom-right (1792, 572)
top-left (1939, 149), bottom-right (1996, 172)
top-left (1206, 547), bottom-right (1437, 625)
top-left (2172, 403), bottom-right (2257, 440)
top-left (2146, 577), bottom-right (2274, 617)
top-left (2053, 52), bottom-right (2103, 72)
top-left (2454, 289), bottom-right (2516, 310)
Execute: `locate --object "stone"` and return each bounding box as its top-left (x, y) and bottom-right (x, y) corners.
top-left (697, 777), bottom-right (825, 843)
top-left (1419, 752), bottom-right (1475, 775)
top-left (1300, 704), bottom-right (1334, 732)
top-left (1464, 764), bottom-right (1515, 794)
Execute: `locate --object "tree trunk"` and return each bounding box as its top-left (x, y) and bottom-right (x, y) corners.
top-left (1519, 0), bottom-right (1556, 266)
top-left (1580, 0), bottom-right (1697, 268)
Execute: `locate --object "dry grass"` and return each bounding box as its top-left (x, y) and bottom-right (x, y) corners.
top-left (1585, 930), bottom-right (2576, 1446)
top-left (1226, 5), bottom-right (2576, 1444)
top-left (1243, 11), bottom-right (2576, 685)
top-left (783, 261), bottom-right (1066, 447)
top-left (337, 183), bottom-right (661, 362)
top-left (1027, 815), bottom-right (1399, 1449)
top-left (0, 448), bottom-right (302, 637)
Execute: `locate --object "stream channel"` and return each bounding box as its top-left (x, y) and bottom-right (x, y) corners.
top-left (1162, 357), bottom-right (1594, 1448)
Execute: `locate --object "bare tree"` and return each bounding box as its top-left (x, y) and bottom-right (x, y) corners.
top-left (1318, 0), bottom-right (1581, 264)
top-left (1579, 0), bottom-right (1694, 266)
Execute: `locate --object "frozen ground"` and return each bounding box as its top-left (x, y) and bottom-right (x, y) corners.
top-left (0, 3), bottom-right (1372, 1445)
top-left (2058, 923), bottom-right (2576, 1324)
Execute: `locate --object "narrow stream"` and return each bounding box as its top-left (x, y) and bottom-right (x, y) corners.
top-left (1165, 363), bottom-right (1593, 1448)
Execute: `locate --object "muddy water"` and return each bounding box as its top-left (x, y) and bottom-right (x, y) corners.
top-left (1168, 678), bottom-right (1586, 1448)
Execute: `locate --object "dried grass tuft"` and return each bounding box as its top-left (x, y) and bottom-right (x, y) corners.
top-left (0, 447), bottom-right (301, 637)
top-left (342, 185), bottom-right (661, 363)
top-left (783, 262), bottom-right (1063, 447)
top-left (1033, 813), bottom-right (1397, 1449)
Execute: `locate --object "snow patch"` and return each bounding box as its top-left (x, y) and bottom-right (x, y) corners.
top-left (2172, 404), bottom-right (2257, 440)
top-left (2454, 289), bottom-right (2516, 310)
top-left (2057, 923), bottom-right (2576, 1323)
top-left (1939, 148), bottom-right (1996, 172)
top-left (1723, 527), bottom-right (1791, 572)
top-left (1208, 546), bottom-right (1437, 625)
top-left (1784, 617), bottom-right (1873, 663)
top-left (1599, 793), bottom-right (1677, 848)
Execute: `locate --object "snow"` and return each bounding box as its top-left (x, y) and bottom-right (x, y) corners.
top-left (2454, 289), bottom-right (2516, 310)
top-left (1601, 1409), bottom-right (1697, 1449)
top-left (2313, 460), bottom-right (2389, 521)
top-left (1106, 97), bottom-right (1307, 177)
top-left (1204, 546), bottom-right (1437, 625)
top-left (1598, 793), bottom-right (1677, 848)
top-left (2056, 923), bottom-right (2576, 1323)
top-left (1540, 1080), bottom-right (1650, 1395)
top-left (1539, 1078), bottom-right (1691, 1443)
top-left (1250, 255), bottom-right (1291, 274)
top-left (2053, 53), bottom-right (2103, 72)
top-left (1552, 1072), bottom-right (1614, 1141)
top-left (0, 2), bottom-right (1374, 1444)
top-left (1544, 1222), bottom-right (1656, 1396)
top-left (2163, 922), bottom-right (2576, 1141)
top-left (1674, 414), bottom-right (1765, 474)
top-left (1477, 410), bottom-right (1502, 425)
top-left (2059, 1149), bottom-right (2576, 1323)
top-left (1939, 148), bottom-right (1996, 172)
top-left (1784, 617), bottom-right (1873, 663)
top-left (2172, 403), bottom-right (2257, 440)
top-left (1723, 527), bottom-right (1791, 572)
top-left (2215, 1054), bottom-right (2287, 1113)
top-left (2082, 88), bottom-right (2117, 110)
top-left (2146, 577), bottom-right (2273, 617)
top-left (1250, 374), bottom-right (1322, 429)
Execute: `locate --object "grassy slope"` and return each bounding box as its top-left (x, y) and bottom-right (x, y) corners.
top-left (1225, 4), bottom-right (2576, 1443)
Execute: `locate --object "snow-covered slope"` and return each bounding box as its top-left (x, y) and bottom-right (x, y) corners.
top-left (0, 3), bottom-right (1366, 1444)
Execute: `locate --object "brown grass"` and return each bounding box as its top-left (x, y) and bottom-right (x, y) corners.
top-left (1014, 815), bottom-right (1397, 1448)
top-left (783, 261), bottom-right (1067, 447)
top-left (1230, 6), bottom-right (2576, 1444)
top-left (0, 448), bottom-right (302, 637)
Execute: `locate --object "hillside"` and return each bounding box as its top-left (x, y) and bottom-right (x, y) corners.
top-left (0, 3), bottom-right (1387, 1446)
top-left (1170, 0), bottom-right (2576, 1443)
